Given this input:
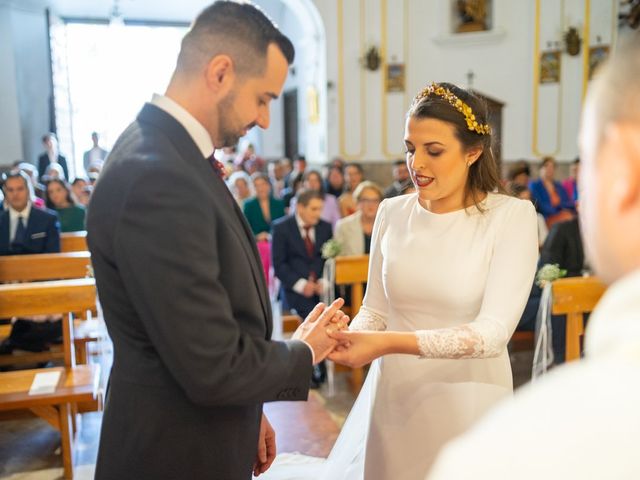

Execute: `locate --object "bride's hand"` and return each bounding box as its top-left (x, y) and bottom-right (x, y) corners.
top-left (326, 330), bottom-right (387, 368)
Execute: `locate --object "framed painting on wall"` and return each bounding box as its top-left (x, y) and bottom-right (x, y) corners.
top-left (386, 63), bottom-right (405, 92)
top-left (540, 51), bottom-right (561, 84)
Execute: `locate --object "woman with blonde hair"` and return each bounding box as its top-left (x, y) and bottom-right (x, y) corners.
top-left (334, 181), bottom-right (384, 256)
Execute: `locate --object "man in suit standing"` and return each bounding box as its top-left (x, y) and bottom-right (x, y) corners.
top-left (37, 133), bottom-right (69, 180)
top-left (82, 131), bottom-right (109, 175)
top-left (272, 189), bottom-right (333, 386)
top-left (86, 3), bottom-right (346, 479)
top-left (0, 171), bottom-right (60, 255)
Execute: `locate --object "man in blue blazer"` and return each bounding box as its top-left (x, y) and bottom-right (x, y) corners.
top-left (0, 171), bottom-right (60, 255)
top-left (272, 189), bottom-right (333, 320)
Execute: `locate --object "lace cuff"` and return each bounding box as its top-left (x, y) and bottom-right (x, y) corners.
top-left (414, 318), bottom-right (508, 359)
top-left (349, 306), bottom-right (387, 331)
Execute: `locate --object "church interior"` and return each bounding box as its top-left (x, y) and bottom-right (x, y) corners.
top-left (0, 0), bottom-right (638, 478)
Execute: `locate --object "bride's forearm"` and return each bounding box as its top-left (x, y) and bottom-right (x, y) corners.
top-left (378, 331), bottom-right (421, 356)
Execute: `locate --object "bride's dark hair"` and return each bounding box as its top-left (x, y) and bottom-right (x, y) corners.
top-left (407, 82), bottom-right (505, 211)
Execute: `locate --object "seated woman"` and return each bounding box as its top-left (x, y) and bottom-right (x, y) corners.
top-left (45, 179), bottom-right (85, 232)
top-left (242, 173), bottom-right (286, 241)
top-left (324, 164), bottom-right (345, 198)
top-left (289, 170), bottom-right (341, 227)
top-left (334, 181), bottom-right (384, 255)
top-left (43, 162), bottom-right (66, 182)
top-left (529, 156), bottom-right (575, 228)
top-left (226, 171), bottom-right (254, 209)
top-left (242, 173), bottom-right (285, 288)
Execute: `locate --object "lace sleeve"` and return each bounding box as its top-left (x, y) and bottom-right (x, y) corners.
top-left (414, 318), bottom-right (509, 359)
top-left (349, 306), bottom-right (387, 331)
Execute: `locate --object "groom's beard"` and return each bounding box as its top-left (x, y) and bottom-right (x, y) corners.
top-left (216, 91), bottom-right (256, 148)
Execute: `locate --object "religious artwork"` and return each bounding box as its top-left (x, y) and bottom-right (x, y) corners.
top-left (306, 86), bottom-right (319, 123)
top-left (589, 45), bottom-right (610, 80)
top-left (540, 51), bottom-right (561, 84)
top-left (386, 63), bottom-right (405, 92)
top-left (455, 0), bottom-right (490, 33)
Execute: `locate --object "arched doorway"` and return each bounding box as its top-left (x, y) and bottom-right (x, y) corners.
top-left (247, 0), bottom-right (327, 164)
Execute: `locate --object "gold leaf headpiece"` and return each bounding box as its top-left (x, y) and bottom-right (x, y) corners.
top-left (413, 83), bottom-right (491, 135)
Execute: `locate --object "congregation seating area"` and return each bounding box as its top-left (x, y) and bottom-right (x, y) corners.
top-left (0, 233), bottom-right (102, 479)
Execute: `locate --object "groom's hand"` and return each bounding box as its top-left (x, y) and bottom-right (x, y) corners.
top-left (253, 413), bottom-right (276, 476)
top-left (292, 298), bottom-right (349, 364)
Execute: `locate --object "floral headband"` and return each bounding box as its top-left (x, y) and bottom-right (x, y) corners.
top-left (413, 83), bottom-right (491, 136)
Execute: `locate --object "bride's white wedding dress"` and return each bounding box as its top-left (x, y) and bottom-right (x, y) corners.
top-left (261, 193), bottom-right (538, 480)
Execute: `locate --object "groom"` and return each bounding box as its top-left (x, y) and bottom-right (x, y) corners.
top-left (87, 2), bottom-right (346, 479)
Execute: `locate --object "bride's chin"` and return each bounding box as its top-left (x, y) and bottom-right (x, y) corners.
top-left (417, 189), bottom-right (437, 201)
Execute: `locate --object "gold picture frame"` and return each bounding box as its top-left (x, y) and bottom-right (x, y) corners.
top-left (386, 63), bottom-right (405, 93)
top-left (540, 50), bottom-right (561, 84)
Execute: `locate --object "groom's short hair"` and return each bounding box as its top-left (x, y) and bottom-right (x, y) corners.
top-left (176, 1), bottom-right (295, 78)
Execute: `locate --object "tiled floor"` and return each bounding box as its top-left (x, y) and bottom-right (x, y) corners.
top-left (0, 349), bottom-right (534, 479)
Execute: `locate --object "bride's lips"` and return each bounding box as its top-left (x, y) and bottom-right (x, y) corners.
top-left (414, 174), bottom-right (434, 188)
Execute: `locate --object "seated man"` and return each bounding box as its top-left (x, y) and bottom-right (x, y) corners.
top-left (384, 159), bottom-right (411, 199)
top-left (0, 171), bottom-right (61, 354)
top-left (272, 189), bottom-right (332, 386)
top-left (0, 171), bottom-right (60, 255)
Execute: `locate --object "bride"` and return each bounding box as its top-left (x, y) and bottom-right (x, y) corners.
top-left (261, 82), bottom-right (538, 480)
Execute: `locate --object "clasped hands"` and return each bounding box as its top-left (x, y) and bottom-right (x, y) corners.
top-left (292, 298), bottom-right (385, 368)
top-left (255, 300), bottom-right (383, 476)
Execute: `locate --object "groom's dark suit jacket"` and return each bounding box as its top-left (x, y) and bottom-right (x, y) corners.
top-left (87, 104), bottom-right (312, 480)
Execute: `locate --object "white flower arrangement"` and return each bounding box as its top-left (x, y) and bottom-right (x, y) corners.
top-left (536, 263), bottom-right (567, 288)
top-left (321, 239), bottom-right (342, 259)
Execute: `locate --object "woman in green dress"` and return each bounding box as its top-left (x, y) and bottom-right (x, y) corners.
top-left (45, 179), bottom-right (86, 232)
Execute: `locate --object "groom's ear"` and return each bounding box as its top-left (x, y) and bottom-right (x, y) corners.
top-left (205, 54), bottom-right (235, 98)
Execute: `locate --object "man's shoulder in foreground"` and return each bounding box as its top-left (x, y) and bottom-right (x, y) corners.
top-left (429, 355), bottom-right (640, 479)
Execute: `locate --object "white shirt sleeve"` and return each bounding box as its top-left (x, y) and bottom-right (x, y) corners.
top-left (414, 201), bottom-right (539, 359)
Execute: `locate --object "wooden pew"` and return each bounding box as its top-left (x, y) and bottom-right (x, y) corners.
top-left (0, 252), bottom-right (91, 283)
top-left (60, 231), bottom-right (88, 253)
top-left (552, 276), bottom-right (607, 362)
top-left (0, 279), bottom-right (97, 368)
top-left (0, 364), bottom-right (101, 479)
top-left (334, 254), bottom-right (369, 394)
top-left (0, 279), bottom-right (101, 479)
top-left (0, 253), bottom-right (98, 365)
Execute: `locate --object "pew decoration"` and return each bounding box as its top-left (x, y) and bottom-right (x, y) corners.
top-left (321, 239), bottom-right (342, 306)
top-left (532, 264), bottom-right (566, 379)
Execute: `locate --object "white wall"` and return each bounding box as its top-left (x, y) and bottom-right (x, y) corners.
top-left (0, 1), bottom-right (53, 169)
top-left (253, 0), bottom-right (328, 163)
top-left (11, 6), bottom-right (51, 166)
top-left (317, 0), bottom-right (618, 164)
top-left (0, 4), bottom-right (26, 165)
